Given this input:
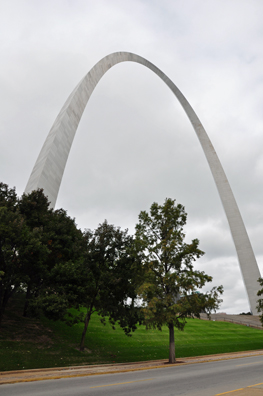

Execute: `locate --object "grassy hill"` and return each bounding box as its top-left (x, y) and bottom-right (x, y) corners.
top-left (0, 296), bottom-right (262, 371)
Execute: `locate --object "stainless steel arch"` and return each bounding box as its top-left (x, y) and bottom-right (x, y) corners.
top-left (25, 52), bottom-right (261, 314)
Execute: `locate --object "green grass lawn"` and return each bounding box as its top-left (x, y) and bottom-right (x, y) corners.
top-left (1, 303), bottom-right (262, 371)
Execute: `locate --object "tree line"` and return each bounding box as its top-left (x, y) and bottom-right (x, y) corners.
top-left (1, 182), bottom-right (261, 362)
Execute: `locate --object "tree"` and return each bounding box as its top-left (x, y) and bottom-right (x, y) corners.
top-left (257, 278), bottom-right (263, 326)
top-left (20, 196), bottom-right (87, 319)
top-left (18, 189), bottom-right (51, 316)
top-left (0, 183), bottom-right (87, 325)
top-left (78, 221), bottom-right (140, 351)
top-left (135, 198), bottom-right (223, 363)
top-left (0, 198), bottom-right (26, 326)
top-left (0, 183), bottom-right (46, 326)
top-left (31, 220), bottom-right (141, 350)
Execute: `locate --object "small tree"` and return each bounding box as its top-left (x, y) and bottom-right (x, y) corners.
top-left (32, 220), bottom-right (141, 350)
top-left (257, 278), bottom-right (263, 326)
top-left (135, 198), bottom-right (223, 363)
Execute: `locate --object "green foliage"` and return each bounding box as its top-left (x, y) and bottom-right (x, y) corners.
top-left (136, 198), bottom-right (223, 327)
top-left (18, 190), bottom-right (86, 319)
top-left (0, 183), bottom-right (86, 325)
top-left (0, 183), bottom-right (45, 325)
top-left (77, 221), bottom-right (141, 350)
top-left (0, 183), bottom-right (17, 209)
top-left (27, 208), bottom-right (86, 320)
top-left (257, 278), bottom-right (263, 326)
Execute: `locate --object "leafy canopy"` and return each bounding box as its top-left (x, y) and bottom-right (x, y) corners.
top-left (135, 198), bottom-right (223, 332)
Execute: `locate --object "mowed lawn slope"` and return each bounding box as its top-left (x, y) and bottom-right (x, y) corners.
top-left (1, 302), bottom-right (263, 372)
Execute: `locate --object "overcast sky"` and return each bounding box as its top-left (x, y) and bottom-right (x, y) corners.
top-left (1, 0), bottom-right (263, 314)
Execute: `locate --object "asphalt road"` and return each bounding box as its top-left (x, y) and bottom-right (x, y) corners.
top-left (1, 355), bottom-right (263, 396)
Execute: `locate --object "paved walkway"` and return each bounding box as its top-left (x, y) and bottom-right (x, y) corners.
top-left (200, 313), bottom-right (262, 329)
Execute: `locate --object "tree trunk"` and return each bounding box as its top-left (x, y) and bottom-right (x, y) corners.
top-left (79, 308), bottom-right (92, 351)
top-left (0, 288), bottom-right (14, 328)
top-left (23, 285), bottom-right (31, 317)
top-left (0, 304), bottom-right (5, 328)
top-left (0, 288), bottom-right (4, 328)
top-left (169, 322), bottom-right (175, 363)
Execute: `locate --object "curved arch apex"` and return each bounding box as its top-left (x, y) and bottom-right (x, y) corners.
top-left (25, 52), bottom-right (261, 314)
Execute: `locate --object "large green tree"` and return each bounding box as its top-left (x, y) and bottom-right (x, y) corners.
top-left (0, 183), bottom-right (86, 325)
top-left (0, 183), bottom-right (28, 326)
top-left (18, 189), bottom-right (52, 316)
top-left (135, 198), bottom-right (223, 363)
top-left (19, 195), bottom-right (87, 319)
top-left (0, 183), bottom-right (48, 325)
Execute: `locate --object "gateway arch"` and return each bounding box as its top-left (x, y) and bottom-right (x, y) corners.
top-left (25, 52), bottom-right (261, 314)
